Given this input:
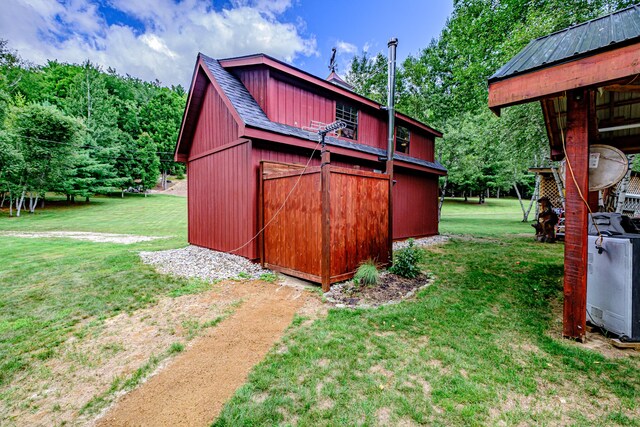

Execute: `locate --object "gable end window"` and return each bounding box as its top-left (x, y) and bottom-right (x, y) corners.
top-left (396, 126), bottom-right (410, 154)
top-left (335, 102), bottom-right (358, 140)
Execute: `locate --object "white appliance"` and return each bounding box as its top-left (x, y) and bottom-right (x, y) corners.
top-left (586, 234), bottom-right (640, 341)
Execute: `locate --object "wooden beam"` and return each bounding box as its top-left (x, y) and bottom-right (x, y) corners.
top-left (563, 89), bottom-right (589, 342)
top-left (599, 135), bottom-right (640, 153)
top-left (541, 99), bottom-right (559, 151)
top-left (596, 96), bottom-right (640, 110)
top-left (588, 90), bottom-right (599, 143)
top-left (600, 83), bottom-right (640, 92)
top-left (488, 43), bottom-right (640, 111)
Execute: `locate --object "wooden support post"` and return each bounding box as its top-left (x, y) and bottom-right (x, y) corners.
top-left (321, 149), bottom-right (332, 292)
top-left (386, 159), bottom-right (394, 265)
top-left (258, 161), bottom-right (265, 267)
top-left (563, 89), bottom-right (589, 341)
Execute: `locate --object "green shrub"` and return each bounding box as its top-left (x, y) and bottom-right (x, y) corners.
top-left (390, 239), bottom-right (425, 278)
top-left (354, 259), bottom-right (380, 286)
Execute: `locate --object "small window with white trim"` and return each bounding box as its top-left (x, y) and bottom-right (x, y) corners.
top-left (335, 102), bottom-right (358, 140)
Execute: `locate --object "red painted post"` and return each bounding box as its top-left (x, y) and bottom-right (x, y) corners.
top-left (258, 161), bottom-right (265, 267)
top-left (563, 89), bottom-right (589, 341)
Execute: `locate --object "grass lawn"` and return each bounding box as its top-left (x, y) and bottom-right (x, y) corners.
top-left (1, 195), bottom-right (638, 426)
top-left (0, 195), bottom-right (199, 410)
top-left (440, 197), bottom-right (533, 237)
top-left (214, 198), bottom-right (640, 426)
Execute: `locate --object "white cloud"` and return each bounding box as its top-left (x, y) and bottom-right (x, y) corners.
top-left (336, 40), bottom-right (357, 55)
top-left (0, 0), bottom-right (316, 86)
top-left (232, 0), bottom-right (294, 15)
top-left (140, 34), bottom-right (178, 59)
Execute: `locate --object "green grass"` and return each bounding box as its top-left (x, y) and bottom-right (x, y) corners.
top-left (213, 198), bottom-right (640, 426)
top-left (2, 195), bottom-right (639, 425)
top-left (0, 193), bottom-right (187, 245)
top-left (0, 194), bottom-right (193, 389)
top-left (440, 197), bottom-right (533, 236)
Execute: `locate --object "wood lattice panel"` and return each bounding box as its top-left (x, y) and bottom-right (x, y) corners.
top-left (627, 175), bottom-right (640, 194)
top-left (539, 175), bottom-right (563, 209)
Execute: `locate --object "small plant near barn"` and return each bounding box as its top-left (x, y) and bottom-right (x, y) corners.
top-left (168, 342), bottom-right (185, 354)
top-left (389, 239), bottom-right (425, 278)
top-left (259, 272), bottom-right (278, 283)
top-left (354, 259), bottom-right (380, 286)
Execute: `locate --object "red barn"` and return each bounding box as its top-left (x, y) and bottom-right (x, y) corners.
top-left (174, 53), bottom-right (446, 269)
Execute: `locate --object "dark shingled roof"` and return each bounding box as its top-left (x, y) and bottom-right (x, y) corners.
top-left (200, 53), bottom-right (446, 172)
top-left (490, 4), bottom-right (640, 82)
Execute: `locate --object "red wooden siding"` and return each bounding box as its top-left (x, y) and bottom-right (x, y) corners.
top-left (190, 84), bottom-right (239, 158)
top-left (266, 77), bottom-right (334, 128)
top-left (408, 132), bottom-right (435, 162)
top-left (234, 67), bottom-right (269, 114)
top-left (231, 68), bottom-right (437, 162)
top-left (252, 145), bottom-right (321, 169)
top-left (329, 168), bottom-right (390, 278)
top-left (393, 170), bottom-right (439, 240)
top-left (187, 141), bottom-right (253, 259)
top-left (358, 110), bottom-right (388, 149)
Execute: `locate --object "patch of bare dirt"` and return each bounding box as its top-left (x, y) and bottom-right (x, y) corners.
top-left (547, 296), bottom-right (639, 359)
top-left (1, 280), bottom-right (321, 427)
top-left (3, 286), bottom-right (234, 426)
top-left (0, 231), bottom-right (166, 244)
top-left (325, 272), bottom-right (431, 308)
top-left (376, 407), bottom-right (392, 425)
top-left (489, 376), bottom-right (640, 426)
top-left (94, 281), bottom-right (314, 427)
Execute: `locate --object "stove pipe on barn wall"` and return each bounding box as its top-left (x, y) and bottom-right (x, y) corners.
top-left (386, 38), bottom-right (398, 265)
top-left (386, 38), bottom-right (398, 171)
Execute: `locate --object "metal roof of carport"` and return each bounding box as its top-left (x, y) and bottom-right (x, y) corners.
top-left (489, 4), bottom-right (640, 82)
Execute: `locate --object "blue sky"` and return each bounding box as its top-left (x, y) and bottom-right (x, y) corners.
top-left (1, 1), bottom-right (453, 87)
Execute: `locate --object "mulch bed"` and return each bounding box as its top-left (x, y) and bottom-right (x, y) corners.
top-left (324, 272), bottom-right (431, 308)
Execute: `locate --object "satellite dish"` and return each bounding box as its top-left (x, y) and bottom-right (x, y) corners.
top-left (588, 144), bottom-right (628, 191)
top-left (558, 144), bottom-right (629, 191)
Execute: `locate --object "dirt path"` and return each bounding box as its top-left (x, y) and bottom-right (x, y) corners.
top-left (150, 179), bottom-right (187, 197)
top-left (94, 282), bottom-right (309, 427)
top-left (0, 231), bottom-right (167, 244)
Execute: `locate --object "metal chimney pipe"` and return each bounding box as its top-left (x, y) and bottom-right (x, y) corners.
top-left (386, 38), bottom-right (398, 169)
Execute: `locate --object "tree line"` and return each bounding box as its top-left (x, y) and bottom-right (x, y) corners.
top-left (346, 0), bottom-right (635, 213)
top-left (0, 40), bottom-right (186, 216)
